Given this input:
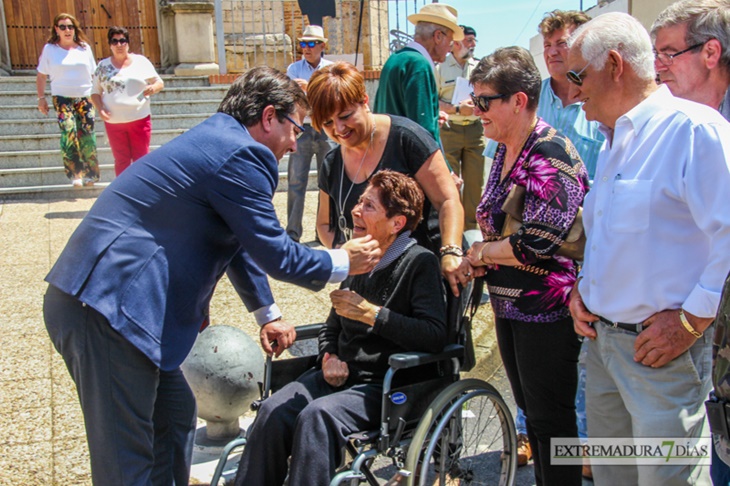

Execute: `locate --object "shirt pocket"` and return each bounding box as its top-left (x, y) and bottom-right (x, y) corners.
top-left (609, 179), bottom-right (652, 233)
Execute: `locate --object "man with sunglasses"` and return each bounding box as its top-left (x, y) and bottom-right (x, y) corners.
top-left (43, 67), bottom-right (381, 486)
top-left (651, 1), bottom-right (730, 482)
top-left (567, 12), bottom-right (730, 486)
top-left (285, 24), bottom-right (335, 244)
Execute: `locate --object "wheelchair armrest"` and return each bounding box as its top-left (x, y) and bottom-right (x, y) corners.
top-left (293, 323), bottom-right (325, 341)
top-left (387, 344), bottom-right (464, 370)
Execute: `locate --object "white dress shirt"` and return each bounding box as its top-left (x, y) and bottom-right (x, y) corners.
top-left (579, 85), bottom-right (730, 322)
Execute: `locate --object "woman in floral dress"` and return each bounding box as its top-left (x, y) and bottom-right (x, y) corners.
top-left (36, 13), bottom-right (98, 187)
top-left (462, 46), bottom-right (589, 486)
top-left (92, 26), bottom-right (163, 176)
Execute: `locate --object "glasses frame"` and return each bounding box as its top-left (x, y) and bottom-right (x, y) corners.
top-left (299, 41), bottom-right (322, 49)
top-left (57, 24), bottom-right (75, 31)
top-left (282, 114), bottom-right (306, 140)
top-left (566, 61), bottom-right (592, 86)
top-left (654, 42), bottom-right (705, 66)
top-left (470, 92), bottom-right (507, 112)
top-left (110, 38), bottom-right (129, 46)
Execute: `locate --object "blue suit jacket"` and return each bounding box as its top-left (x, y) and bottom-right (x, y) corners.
top-left (46, 113), bottom-right (333, 370)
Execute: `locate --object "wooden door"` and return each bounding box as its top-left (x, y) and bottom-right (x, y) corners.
top-left (3, 0), bottom-right (160, 71)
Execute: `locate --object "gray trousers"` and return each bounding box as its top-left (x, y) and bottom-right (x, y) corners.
top-left (43, 285), bottom-right (197, 486)
top-left (234, 368), bottom-right (381, 486)
top-left (286, 124), bottom-right (333, 241)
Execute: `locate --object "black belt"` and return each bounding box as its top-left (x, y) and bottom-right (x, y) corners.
top-left (596, 315), bottom-right (644, 334)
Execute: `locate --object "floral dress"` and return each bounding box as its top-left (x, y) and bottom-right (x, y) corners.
top-left (476, 118), bottom-right (590, 323)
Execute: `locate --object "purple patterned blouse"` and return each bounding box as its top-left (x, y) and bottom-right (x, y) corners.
top-left (476, 118), bottom-right (590, 323)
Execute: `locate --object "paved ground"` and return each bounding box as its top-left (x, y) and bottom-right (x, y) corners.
top-left (0, 189), bottom-right (513, 485)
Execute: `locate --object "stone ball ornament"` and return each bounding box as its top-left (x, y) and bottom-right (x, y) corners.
top-left (181, 325), bottom-right (265, 441)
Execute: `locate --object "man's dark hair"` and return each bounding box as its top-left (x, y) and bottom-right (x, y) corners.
top-left (107, 26), bottom-right (129, 44)
top-left (218, 67), bottom-right (309, 127)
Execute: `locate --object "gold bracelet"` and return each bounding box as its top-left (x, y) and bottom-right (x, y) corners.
top-left (479, 243), bottom-right (492, 265)
top-left (679, 309), bottom-right (702, 339)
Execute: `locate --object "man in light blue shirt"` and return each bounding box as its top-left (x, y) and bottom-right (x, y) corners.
top-left (285, 24), bottom-right (335, 243)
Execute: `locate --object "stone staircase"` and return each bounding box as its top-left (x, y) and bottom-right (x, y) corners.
top-left (0, 75), bottom-right (309, 199)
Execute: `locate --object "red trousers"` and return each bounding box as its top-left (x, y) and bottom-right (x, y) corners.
top-left (105, 115), bottom-right (152, 175)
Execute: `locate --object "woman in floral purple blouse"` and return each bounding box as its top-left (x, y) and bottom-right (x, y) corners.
top-left (463, 46), bottom-right (589, 486)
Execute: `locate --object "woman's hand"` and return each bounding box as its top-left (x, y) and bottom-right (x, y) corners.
top-left (465, 241), bottom-right (489, 268)
top-left (38, 98), bottom-right (49, 115)
top-left (322, 352), bottom-right (349, 387)
top-left (442, 254), bottom-right (470, 297)
top-left (330, 289), bottom-right (378, 325)
top-left (98, 106), bottom-right (111, 122)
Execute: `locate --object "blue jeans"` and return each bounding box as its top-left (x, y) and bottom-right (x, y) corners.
top-left (713, 435), bottom-right (730, 485)
top-left (516, 339), bottom-right (588, 440)
top-left (286, 124), bottom-right (334, 241)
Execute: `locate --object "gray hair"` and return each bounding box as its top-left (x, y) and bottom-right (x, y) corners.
top-left (414, 22), bottom-right (444, 42)
top-left (568, 12), bottom-right (656, 81)
top-left (651, 0), bottom-right (730, 73)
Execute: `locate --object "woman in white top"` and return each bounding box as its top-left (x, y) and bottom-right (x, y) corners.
top-left (36, 13), bottom-right (98, 187)
top-left (92, 26), bottom-right (164, 176)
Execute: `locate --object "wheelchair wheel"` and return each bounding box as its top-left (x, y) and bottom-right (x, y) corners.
top-left (404, 378), bottom-right (517, 486)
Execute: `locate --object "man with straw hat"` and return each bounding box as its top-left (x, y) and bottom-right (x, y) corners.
top-left (285, 24), bottom-right (336, 244)
top-left (374, 3), bottom-right (463, 144)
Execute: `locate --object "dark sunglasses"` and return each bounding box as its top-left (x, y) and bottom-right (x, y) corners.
top-left (57, 24), bottom-right (75, 31)
top-left (470, 92), bottom-right (507, 112)
top-left (299, 41), bottom-right (322, 48)
top-left (566, 62), bottom-right (591, 86)
top-left (282, 114), bottom-right (306, 140)
top-left (110, 38), bottom-right (129, 46)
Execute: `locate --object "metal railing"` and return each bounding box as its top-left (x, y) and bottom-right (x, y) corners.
top-left (213, 0), bottom-right (428, 74)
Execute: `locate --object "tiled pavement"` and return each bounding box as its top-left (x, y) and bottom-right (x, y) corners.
top-left (0, 190), bottom-right (498, 485)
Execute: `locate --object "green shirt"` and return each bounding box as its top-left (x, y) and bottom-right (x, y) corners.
top-left (374, 47), bottom-right (440, 143)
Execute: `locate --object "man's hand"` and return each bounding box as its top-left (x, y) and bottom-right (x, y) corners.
top-left (633, 310), bottom-right (700, 368)
top-left (458, 99), bottom-right (475, 117)
top-left (569, 280), bottom-right (598, 339)
top-left (438, 110), bottom-right (449, 127)
top-left (322, 352), bottom-right (349, 387)
top-left (259, 319), bottom-right (296, 357)
top-left (341, 235), bottom-right (381, 275)
top-left (450, 172), bottom-right (464, 190)
top-left (330, 289), bottom-right (378, 325)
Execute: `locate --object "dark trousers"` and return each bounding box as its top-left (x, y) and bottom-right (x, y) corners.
top-left (234, 368), bottom-right (381, 486)
top-left (43, 285), bottom-right (197, 486)
top-left (495, 315), bottom-right (581, 486)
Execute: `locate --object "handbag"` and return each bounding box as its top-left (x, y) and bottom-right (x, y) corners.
top-left (500, 184), bottom-right (586, 260)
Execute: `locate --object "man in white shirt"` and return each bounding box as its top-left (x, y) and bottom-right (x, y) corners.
top-left (567, 12), bottom-right (730, 485)
top-left (435, 25), bottom-right (483, 230)
top-left (285, 25), bottom-right (335, 243)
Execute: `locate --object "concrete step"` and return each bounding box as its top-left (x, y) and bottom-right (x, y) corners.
top-left (0, 75), bottom-right (213, 91)
top-left (1, 86), bottom-right (228, 106)
top-left (0, 163), bottom-right (117, 187)
top-left (0, 166), bottom-right (317, 199)
top-left (0, 127), bottom-right (186, 151)
top-left (0, 86), bottom-right (228, 106)
top-left (0, 99), bottom-right (221, 120)
top-left (0, 113), bottom-right (209, 136)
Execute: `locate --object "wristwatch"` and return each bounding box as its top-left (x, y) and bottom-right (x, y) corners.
top-left (455, 105), bottom-right (460, 115)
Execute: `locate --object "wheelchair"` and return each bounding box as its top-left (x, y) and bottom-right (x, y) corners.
top-left (211, 276), bottom-right (517, 486)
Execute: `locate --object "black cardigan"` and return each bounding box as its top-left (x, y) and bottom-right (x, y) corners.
top-left (318, 244), bottom-right (448, 384)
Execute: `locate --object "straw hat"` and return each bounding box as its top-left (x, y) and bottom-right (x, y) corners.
top-left (408, 4), bottom-right (464, 41)
top-left (298, 25), bottom-right (327, 43)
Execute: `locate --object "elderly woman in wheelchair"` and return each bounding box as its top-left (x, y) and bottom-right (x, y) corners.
top-left (234, 170), bottom-right (449, 486)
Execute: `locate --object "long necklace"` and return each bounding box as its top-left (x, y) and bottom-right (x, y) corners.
top-left (337, 116), bottom-right (376, 240)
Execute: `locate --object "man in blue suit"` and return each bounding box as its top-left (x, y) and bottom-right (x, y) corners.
top-left (43, 67), bottom-right (381, 486)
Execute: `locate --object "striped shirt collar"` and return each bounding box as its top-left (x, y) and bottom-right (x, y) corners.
top-left (370, 231), bottom-right (416, 276)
